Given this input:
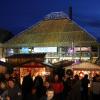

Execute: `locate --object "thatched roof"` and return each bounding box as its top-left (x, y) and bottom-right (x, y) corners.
top-left (3, 12), bottom-right (98, 48)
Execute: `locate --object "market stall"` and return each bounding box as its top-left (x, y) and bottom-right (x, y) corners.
top-left (71, 62), bottom-right (100, 78)
top-left (6, 53), bottom-right (53, 84)
top-left (12, 61), bottom-right (53, 84)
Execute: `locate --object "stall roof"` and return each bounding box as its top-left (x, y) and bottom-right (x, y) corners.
top-left (14, 60), bottom-right (53, 68)
top-left (6, 53), bottom-right (46, 58)
top-left (53, 60), bottom-right (74, 68)
top-left (6, 53), bottom-right (46, 67)
top-left (72, 62), bottom-right (100, 71)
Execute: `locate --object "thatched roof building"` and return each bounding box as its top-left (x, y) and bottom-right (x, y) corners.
top-left (3, 12), bottom-right (99, 48)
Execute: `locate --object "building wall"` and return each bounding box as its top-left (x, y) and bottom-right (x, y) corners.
top-left (5, 47), bottom-right (93, 63)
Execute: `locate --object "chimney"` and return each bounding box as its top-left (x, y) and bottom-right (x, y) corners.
top-left (68, 6), bottom-right (72, 20)
top-left (68, 0), bottom-right (72, 20)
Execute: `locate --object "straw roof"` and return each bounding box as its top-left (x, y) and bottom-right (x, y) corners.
top-left (3, 12), bottom-right (98, 48)
top-left (72, 62), bottom-right (100, 71)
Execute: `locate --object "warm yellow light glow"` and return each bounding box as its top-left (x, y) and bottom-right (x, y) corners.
top-left (0, 58), bottom-right (6, 62)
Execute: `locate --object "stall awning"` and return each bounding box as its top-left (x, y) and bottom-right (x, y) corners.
top-left (72, 62), bottom-right (100, 71)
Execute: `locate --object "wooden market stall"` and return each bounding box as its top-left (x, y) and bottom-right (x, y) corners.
top-left (5, 53), bottom-right (53, 83)
top-left (18, 60), bottom-right (53, 84)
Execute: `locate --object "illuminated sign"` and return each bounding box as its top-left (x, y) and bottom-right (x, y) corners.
top-left (34, 47), bottom-right (57, 53)
top-left (74, 47), bottom-right (91, 51)
top-left (20, 48), bottom-right (29, 53)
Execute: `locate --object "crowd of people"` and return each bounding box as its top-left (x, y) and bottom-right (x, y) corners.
top-left (0, 71), bottom-right (100, 100)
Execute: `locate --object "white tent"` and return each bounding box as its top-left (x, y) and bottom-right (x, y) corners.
top-left (71, 62), bottom-right (100, 71)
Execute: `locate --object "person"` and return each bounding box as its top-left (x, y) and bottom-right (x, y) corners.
top-left (0, 81), bottom-right (7, 95)
top-left (1, 78), bottom-right (22, 100)
top-left (67, 74), bottom-right (81, 100)
top-left (51, 74), bottom-right (64, 100)
top-left (40, 88), bottom-right (55, 100)
top-left (81, 74), bottom-right (90, 100)
top-left (5, 95), bottom-right (10, 100)
top-left (26, 86), bottom-right (38, 100)
top-left (62, 75), bottom-right (72, 100)
top-left (33, 75), bottom-right (45, 100)
top-left (92, 75), bottom-right (100, 100)
top-left (43, 81), bottom-right (51, 95)
top-left (22, 74), bottom-right (33, 100)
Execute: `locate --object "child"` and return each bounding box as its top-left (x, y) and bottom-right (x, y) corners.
top-left (40, 88), bottom-right (54, 100)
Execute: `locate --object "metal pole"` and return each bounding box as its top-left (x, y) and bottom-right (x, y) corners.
top-left (98, 45), bottom-right (100, 58)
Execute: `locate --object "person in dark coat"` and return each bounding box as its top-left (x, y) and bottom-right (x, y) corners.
top-left (26, 86), bottom-right (38, 100)
top-left (33, 75), bottom-right (45, 100)
top-left (81, 74), bottom-right (90, 100)
top-left (67, 74), bottom-right (81, 100)
top-left (22, 74), bottom-right (33, 100)
top-left (62, 75), bottom-right (72, 100)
